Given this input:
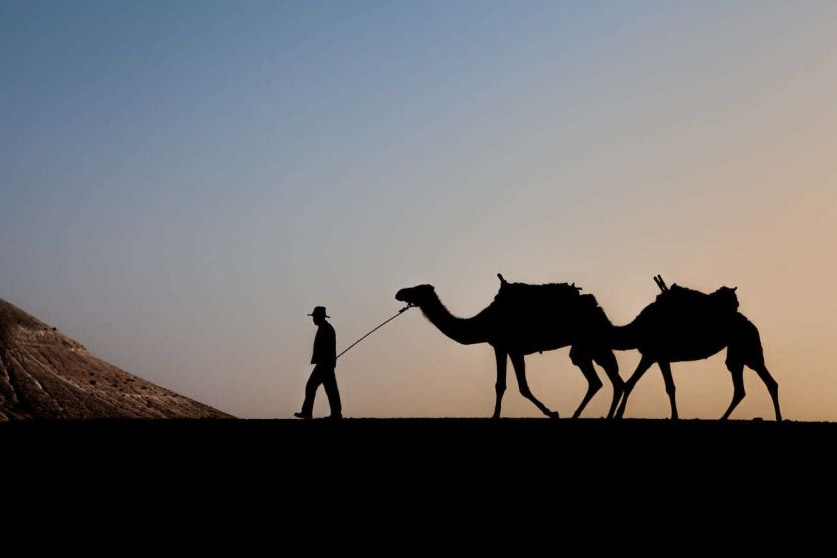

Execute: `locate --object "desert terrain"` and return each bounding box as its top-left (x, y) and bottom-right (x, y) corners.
top-left (3, 294), bottom-right (833, 519)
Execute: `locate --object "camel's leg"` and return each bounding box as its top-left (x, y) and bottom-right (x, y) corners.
top-left (721, 357), bottom-right (746, 420)
top-left (731, 322), bottom-right (782, 421)
top-left (493, 347), bottom-right (508, 419)
top-left (725, 314), bottom-right (782, 421)
top-left (569, 345), bottom-right (602, 419)
top-left (750, 363), bottom-right (781, 421)
top-left (658, 361), bottom-right (678, 420)
top-left (509, 352), bottom-right (559, 419)
top-left (725, 343), bottom-right (782, 420)
top-left (615, 354), bottom-right (656, 418)
top-left (592, 348), bottom-right (623, 419)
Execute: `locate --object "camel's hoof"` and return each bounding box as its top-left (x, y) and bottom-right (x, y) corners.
top-left (548, 411), bottom-right (560, 419)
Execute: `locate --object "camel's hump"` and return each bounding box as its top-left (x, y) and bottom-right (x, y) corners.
top-left (650, 283), bottom-right (739, 315)
top-left (492, 280), bottom-right (593, 308)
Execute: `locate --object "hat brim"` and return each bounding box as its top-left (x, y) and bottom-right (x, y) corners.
top-left (307, 312), bottom-right (330, 318)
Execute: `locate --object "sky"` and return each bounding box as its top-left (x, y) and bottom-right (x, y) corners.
top-left (2, 1), bottom-right (836, 421)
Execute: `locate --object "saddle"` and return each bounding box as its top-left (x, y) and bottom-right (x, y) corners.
top-left (651, 275), bottom-right (739, 321)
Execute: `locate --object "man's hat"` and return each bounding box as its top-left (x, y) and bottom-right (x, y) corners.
top-left (307, 306), bottom-right (330, 318)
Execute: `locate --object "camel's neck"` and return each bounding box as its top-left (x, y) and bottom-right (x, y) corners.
top-left (417, 294), bottom-right (490, 346)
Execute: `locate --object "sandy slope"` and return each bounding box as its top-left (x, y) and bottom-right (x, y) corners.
top-left (0, 297), bottom-right (232, 419)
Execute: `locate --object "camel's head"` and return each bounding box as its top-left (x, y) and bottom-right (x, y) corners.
top-left (395, 284), bottom-right (436, 308)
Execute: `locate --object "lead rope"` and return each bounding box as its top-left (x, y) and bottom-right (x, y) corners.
top-left (336, 304), bottom-right (414, 360)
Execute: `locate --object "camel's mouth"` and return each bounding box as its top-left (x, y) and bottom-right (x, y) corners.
top-left (395, 287), bottom-right (422, 306)
top-left (395, 284), bottom-right (432, 306)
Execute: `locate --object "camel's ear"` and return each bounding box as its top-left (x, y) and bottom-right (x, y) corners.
top-left (733, 286), bottom-right (738, 291)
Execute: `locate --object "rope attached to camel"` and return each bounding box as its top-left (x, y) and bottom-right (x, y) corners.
top-left (336, 304), bottom-right (414, 360)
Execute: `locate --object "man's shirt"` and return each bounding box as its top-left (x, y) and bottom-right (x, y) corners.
top-left (311, 321), bottom-right (337, 367)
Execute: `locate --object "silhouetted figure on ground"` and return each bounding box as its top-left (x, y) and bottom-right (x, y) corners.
top-left (611, 275), bottom-right (782, 421)
top-left (395, 274), bottom-right (624, 419)
top-left (295, 306), bottom-right (342, 420)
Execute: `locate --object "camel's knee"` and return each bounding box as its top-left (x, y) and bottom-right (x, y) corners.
top-left (762, 374), bottom-right (779, 395)
top-left (603, 368), bottom-right (624, 390)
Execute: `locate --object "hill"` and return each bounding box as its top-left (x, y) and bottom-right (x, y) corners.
top-left (0, 297), bottom-right (232, 419)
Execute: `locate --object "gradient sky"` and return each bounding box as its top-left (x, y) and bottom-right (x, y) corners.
top-left (2, 1), bottom-right (836, 420)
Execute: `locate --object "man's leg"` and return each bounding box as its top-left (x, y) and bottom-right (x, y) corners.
top-left (322, 367), bottom-right (342, 418)
top-left (296, 366), bottom-right (323, 418)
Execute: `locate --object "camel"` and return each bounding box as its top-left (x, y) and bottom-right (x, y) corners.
top-left (395, 274), bottom-right (624, 419)
top-left (612, 276), bottom-right (782, 421)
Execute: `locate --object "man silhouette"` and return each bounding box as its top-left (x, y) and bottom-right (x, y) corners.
top-left (295, 306), bottom-right (342, 419)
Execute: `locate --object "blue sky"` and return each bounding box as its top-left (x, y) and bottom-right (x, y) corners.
top-left (2, 1), bottom-right (836, 420)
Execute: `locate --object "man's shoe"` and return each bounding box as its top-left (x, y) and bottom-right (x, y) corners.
top-left (327, 414), bottom-right (343, 420)
top-left (294, 412), bottom-right (312, 419)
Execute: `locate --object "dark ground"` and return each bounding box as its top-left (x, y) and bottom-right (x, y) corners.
top-left (4, 417), bottom-right (834, 544)
top-left (5, 416), bottom-right (834, 478)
